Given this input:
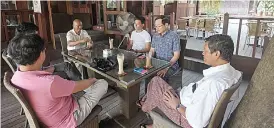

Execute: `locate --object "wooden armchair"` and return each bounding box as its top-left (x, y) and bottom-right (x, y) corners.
top-left (3, 71), bottom-right (103, 128)
top-left (149, 73), bottom-right (243, 128)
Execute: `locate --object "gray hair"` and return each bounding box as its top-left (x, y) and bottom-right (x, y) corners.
top-left (205, 34), bottom-right (234, 62)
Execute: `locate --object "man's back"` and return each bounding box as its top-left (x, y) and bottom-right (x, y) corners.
top-left (12, 70), bottom-right (78, 128)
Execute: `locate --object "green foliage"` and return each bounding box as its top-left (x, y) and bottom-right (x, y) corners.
top-left (200, 0), bottom-right (220, 15)
top-left (258, 0), bottom-right (274, 12)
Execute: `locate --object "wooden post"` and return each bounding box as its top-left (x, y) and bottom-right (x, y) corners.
top-left (262, 36), bottom-right (269, 55)
top-left (103, 1), bottom-right (107, 33)
top-left (66, 1), bottom-right (73, 15)
top-left (117, 1), bottom-right (120, 11)
top-left (142, 1), bottom-right (147, 15)
top-left (148, 12), bottom-right (153, 34)
top-left (170, 12), bottom-right (175, 31)
top-left (252, 20), bottom-right (260, 58)
top-left (236, 19), bottom-right (242, 55)
top-left (2, 12), bottom-right (9, 41)
top-left (222, 13), bottom-right (229, 35)
top-left (123, 1), bottom-right (127, 12)
top-left (47, 1), bottom-right (56, 49)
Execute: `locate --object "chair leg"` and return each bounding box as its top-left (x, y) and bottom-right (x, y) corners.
top-left (24, 120), bottom-right (29, 128)
top-left (20, 107), bottom-right (24, 115)
top-left (243, 35), bottom-right (248, 50)
top-left (260, 37), bottom-right (264, 48)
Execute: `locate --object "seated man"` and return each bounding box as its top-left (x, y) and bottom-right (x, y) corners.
top-left (8, 34), bottom-right (108, 127)
top-left (138, 34), bottom-right (241, 128)
top-left (13, 22), bottom-right (82, 80)
top-left (67, 19), bottom-right (93, 51)
top-left (128, 16), bottom-right (151, 53)
top-left (150, 16), bottom-right (181, 82)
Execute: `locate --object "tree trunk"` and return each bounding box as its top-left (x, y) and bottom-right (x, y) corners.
top-left (225, 36), bottom-right (274, 127)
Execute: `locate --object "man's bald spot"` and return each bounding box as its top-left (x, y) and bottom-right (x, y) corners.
top-left (73, 19), bottom-right (82, 26)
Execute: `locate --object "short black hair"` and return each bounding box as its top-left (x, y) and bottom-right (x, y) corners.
top-left (7, 34), bottom-right (45, 65)
top-left (205, 34), bottom-right (234, 62)
top-left (135, 16), bottom-right (145, 24)
top-left (155, 15), bottom-right (170, 25)
top-left (16, 22), bottom-right (38, 35)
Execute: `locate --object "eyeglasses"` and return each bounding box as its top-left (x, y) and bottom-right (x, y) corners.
top-left (154, 25), bottom-right (164, 28)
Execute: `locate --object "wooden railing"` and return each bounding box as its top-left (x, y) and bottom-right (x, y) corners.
top-left (222, 13), bottom-right (274, 58)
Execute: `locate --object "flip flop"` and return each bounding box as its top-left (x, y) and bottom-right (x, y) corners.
top-left (140, 123), bottom-right (147, 128)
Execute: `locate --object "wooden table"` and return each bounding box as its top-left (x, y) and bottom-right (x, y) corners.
top-left (62, 43), bottom-right (170, 127)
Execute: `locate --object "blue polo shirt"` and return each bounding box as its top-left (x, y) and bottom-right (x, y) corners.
top-left (151, 30), bottom-right (181, 70)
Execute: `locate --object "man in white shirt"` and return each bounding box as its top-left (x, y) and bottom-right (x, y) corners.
top-left (128, 16), bottom-right (151, 53)
top-left (67, 19), bottom-right (93, 51)
top-left (66, 19), bottom-right (94, 77)
top-left (138, 34), bottom-right (242, 128)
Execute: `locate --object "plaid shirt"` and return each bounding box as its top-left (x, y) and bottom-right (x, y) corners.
top-left (151, 30), bottom-right (181, 70)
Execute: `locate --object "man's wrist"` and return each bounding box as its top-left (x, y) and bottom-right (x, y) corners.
top-left (176, 103), bottom-right (181, 111)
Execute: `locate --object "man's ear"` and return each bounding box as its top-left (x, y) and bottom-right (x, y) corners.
top-left (215, 51), bottom-right (221, 58)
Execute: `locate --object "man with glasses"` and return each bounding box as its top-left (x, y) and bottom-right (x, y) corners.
top-left (128, 16), bottom-right (151, 53)
top-left (150, 16), bottom-right (181, 82)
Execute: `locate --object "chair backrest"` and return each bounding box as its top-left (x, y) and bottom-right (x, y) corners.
top-left (246, 22), bottom-right (264, 36)
top-left (2, 49), bottom-right (17, 73)
top-left (59, 33), bottom-right (69, 62)
top-left (188, 18), bottom-right (197, 28)
top-left (52, 13), bottom-right (72, 34)
top-left (196, 19), bottom-right (205, 29)
top-left (204, 19), bottom-right (216, 32)
top-left (59, 33), bottom-right (68, 54)
top-left (177, 19), bottom-right (187, 30)
top-left (207, 72), bottom-right (243, 128)
top-left (3, 72), bottom-right (40, 128)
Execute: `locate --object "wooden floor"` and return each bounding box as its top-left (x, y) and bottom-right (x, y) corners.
top-left (1, 69), bottom-right (249, 128)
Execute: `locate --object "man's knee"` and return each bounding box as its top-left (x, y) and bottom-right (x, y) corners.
top-left (151, 76), bottom-right (164, 82)
top-left (96, 79), bottom-right (108, 93)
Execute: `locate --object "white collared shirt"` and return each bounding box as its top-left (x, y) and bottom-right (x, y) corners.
top-left (180, 63), bottom-right (241, 128)
top-left (130, 30), bottom-right (151, 50)
top-left (66, 29), bottom-right (91, 50)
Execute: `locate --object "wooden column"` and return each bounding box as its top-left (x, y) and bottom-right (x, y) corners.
top-left (37, 12), bottom-right (48, 43)
top-left (222, 13), bottom-right (229, 35)
top-left (170, 12), bottom-right (175, 30)
top-left (142, 1), bottom-right (147, 15)
top-left (103, 1), bottom-right (107, 33)
top-left (47, 1), bottom-right (55, 49)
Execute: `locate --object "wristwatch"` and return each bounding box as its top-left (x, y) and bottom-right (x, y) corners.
top-left (176, 104), bottom-right (181, 111)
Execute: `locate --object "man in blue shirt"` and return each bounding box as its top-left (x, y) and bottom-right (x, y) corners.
top-left (150, 16), bottom-right (181, 82)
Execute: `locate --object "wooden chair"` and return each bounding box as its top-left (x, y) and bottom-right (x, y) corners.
top-left (177, 19), bottom-right (189, 38)
top-left (187, 18), bottom-right (198, 37)
top-left (3, 71), bottom-right (102, 128)
top-left (59, 33), bottom-right (70, 62)
top-left (2, 49), bottom-right (17, 73)
top-left (244, 22), bottom-right (269, 49)
top-left (149, 73), bottom-right (243, 128)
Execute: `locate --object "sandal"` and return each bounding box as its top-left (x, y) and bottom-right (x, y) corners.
top-left (136, 96), bottom-right (146, 108)
top-left (140, 123), bottom-right (153, 128)
top-left (140, 123), bottom-right (147, 128)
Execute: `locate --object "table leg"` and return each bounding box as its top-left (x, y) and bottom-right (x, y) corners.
top-left (116, 82), bottom-right (140, 119)
top-left (111, 82), bottom-right (147, 128)
top-left (82, 66), bottom-right (88, 79)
